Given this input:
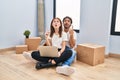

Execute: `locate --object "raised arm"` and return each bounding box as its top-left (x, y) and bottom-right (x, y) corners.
top-left (69, 28), bottom-right (76, 48)
top-left (45, 32), bottom-right (51, 46)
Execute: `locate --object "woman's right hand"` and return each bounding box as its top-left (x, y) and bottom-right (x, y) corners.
top-left (45, 31), bottom-right (51, 46)
top-left (45, 31), bottom-right (50, 39)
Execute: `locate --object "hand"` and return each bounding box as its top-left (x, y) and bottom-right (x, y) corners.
top-left (57, 52), bottom-right (61, 57)
top-left (69, 26), bottom-right (74, 35)
top-left (45, 31), bottom-right (50, 39)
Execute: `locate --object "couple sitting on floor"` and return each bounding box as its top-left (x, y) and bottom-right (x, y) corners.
top-left (23, 16), bottom-right (77, 76)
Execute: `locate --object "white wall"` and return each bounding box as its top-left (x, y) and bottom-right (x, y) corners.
top-left (109, 36), bottom-right (120, 54)
top-left (0, 0), bottom-right (37, 49)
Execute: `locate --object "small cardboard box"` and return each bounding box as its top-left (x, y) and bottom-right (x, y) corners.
top-left (25, 37), bottom-right (41, 51)
top-left (16, 45), bottom-right (28, 54)
top-left (77, 43), bottom-right (105, 66)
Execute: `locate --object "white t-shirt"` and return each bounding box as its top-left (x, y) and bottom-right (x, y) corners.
top-left (49, 32), bottom-right (68, 48)
top-left (66, 31), bottom-right (77, 48)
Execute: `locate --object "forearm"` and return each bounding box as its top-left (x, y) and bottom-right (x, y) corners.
top-left (59, 46), bottom-right (65, 54)
top-left (59, 41), bottom-right (66, 54)
top-left (45, 38), bottom-right (51, 46)
top-left (69, 35), bottom-right (76, 48)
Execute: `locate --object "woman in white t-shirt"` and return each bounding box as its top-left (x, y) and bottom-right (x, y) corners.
top-left (23, 18), bottom-right (72, 69)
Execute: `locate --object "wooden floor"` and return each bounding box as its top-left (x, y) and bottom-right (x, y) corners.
top-left (0, 50), bottom-right (120, 80)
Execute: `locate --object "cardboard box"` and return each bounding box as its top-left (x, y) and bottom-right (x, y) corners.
top-left (77, 43), bottom-right (105, 66)
top-left (16, 45), bottom-right (28, 54)
top-left (25, 37), bottom-right (41, 51)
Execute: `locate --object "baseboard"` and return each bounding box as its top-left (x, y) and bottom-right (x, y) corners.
top-left (109, 53), bottom-right (120, 59)
top-left (105, 54), bottom-right (109, 58)
top-left (0, 47), bottom-right (15, 52)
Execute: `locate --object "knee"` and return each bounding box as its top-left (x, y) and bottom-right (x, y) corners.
top-left (31, 52), bottom-right (36, 59)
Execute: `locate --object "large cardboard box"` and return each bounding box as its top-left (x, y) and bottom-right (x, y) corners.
top-left (77, 43), bottom-right (105, 66)
top-left (16, 45), bottom-right (28, 54)
top-left (25, 37), bottom-right (41, 51)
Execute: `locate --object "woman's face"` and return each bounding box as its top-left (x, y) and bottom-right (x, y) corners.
top-left (52, 18), bottom-right (61, 29)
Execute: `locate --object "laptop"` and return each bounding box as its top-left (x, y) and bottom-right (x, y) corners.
top-left (38, 46), bottom-right (59, 57)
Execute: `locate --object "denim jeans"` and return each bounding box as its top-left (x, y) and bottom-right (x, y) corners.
top-left (62, 49), bottom-right (76, 66)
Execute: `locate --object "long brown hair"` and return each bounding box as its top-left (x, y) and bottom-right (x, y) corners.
top-left (50, 18), bottom-right (62, 38)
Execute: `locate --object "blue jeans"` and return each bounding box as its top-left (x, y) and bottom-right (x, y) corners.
top-left (62, 49), bottom-right (76, 66)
